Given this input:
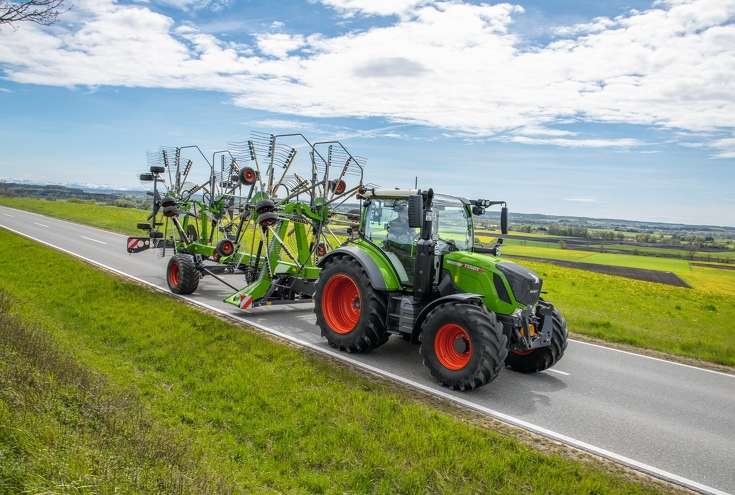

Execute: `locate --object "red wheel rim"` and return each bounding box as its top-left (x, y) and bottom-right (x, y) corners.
top-left (244, 169), bottom-right (255, 182)
top-left (512, 349), bottom-right (535, 356)
top-left (261, 218), bottom-right (276, 227)
top-left (317, 243), bottom-right (327, 256)
top-left (435, 324), bottom-right (472, 370)
top-left (168, 261), bottom-right (179, 287)
top-left (213, 251), bottom-right (220, 261)
top-left (221, 240), bottom-right (234, 255)
top-left (322, 274), bottom-right (360, 334)
top-left (335, 180), bottom-right (346, 194)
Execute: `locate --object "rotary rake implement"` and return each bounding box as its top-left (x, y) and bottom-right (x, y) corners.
top-left (126, 132), bottom-right (373, 308)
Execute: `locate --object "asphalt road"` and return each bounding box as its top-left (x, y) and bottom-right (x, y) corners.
top-left (1, 205), bottom-right (734, 495)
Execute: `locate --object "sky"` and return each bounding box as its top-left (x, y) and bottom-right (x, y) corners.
top-left (0, 0), bottom-right (733, 226)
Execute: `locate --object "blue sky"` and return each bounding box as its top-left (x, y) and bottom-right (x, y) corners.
top-left (0, 0), bottom-right (733, 226)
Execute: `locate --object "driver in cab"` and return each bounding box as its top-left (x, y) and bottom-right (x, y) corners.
top-left (388, 205), bottom-right (416, 244)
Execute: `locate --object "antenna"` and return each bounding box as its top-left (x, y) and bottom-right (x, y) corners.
top-left (415, 176), bottom-right (418, 189)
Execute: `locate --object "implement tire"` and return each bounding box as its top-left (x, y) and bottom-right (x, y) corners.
top-left (505, 308), bottom-right (568, 373)
top-left (420, 302), bottom-right (507, 391)
top-left (314, 255), bottom-right (388, 353)
top-left (166, 253), bottom-right (200, 295)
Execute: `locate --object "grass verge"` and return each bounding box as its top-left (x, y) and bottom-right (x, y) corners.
top-left (0, 292), bottom-right (234, 494)
top-left (0, 228), bottom-right (684, 494)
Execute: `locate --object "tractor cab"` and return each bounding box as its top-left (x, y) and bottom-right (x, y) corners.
top-left (362, 191), bottom-right (474, 287)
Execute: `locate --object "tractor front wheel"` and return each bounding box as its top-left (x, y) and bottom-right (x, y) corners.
top-left (314, 256), bottom-right (388, 352)
top-left (420, 302), bottom-right (507, 391)
top-left (166, 253), bottom-right (200, 295)
top-left (505, 308), bottom-right (568, 373)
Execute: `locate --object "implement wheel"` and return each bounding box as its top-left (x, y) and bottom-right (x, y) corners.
top-left (216, 239), bottom-right (235, 258)
top-left (166, 253), bottom-right (200, 295)
top-left (420, 302), bottom-right (507, 391)
top-left (505, 308), bottom-right (568, 373)
top-left (314, 256), bottom-right (388, 352)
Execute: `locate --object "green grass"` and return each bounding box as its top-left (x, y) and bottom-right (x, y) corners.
top-left (522, 260), bottom-right (735, 366)
top-left (0, 292), bottom-right (233, 494)
top-left (0, 197), bottom-right (143, 236)
top-left (500, 244), bottom-right (735, 295)
top-left (0, 228), bottom-right (684, 494)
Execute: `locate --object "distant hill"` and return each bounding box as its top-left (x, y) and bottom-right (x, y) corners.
top-left (0, 182), bottom-right (146, 204)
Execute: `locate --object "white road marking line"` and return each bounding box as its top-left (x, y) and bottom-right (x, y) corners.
top-left (33, 222), bottom-right (48, 228)
top-left (570, 339), bottom-right (734, 378)
top-left (545, 368), bottom-right (569, 376)
top-left (81, 236), bottom-right (107, 245)
top-left (3, 214), bottom-right (12, 217)
top-left (0, 224), bottom-right (731, 495)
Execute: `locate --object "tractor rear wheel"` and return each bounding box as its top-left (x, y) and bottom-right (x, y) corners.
top-left (314, 256), bottom-right (388, 352)
top-left (505, 308), bottom-right (568, 373)
top-left (420, 302), bottom-right (507, 391)
top-left (166, 253), bottom-right (200, 295)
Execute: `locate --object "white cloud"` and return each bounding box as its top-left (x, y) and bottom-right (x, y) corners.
top-left (153, 0), bottom-right (232, 11)
top-left (315, 0), bottom-right (431, 17)
top-left (0, 0), bottom-right (734, 152)
top-left (249, 119), bottom-right (318, 130)
top-left (709, 134), bottom-right (735, 158)
top-left (256, 32), bottom-right (306, 58)
top-left (507, 136), bottom-right (645, 148)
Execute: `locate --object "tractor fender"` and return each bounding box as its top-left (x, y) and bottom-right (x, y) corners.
top-left (318, 246), bottom-right (388, 290)
top-left (411, 293), bottom-right (484, 341)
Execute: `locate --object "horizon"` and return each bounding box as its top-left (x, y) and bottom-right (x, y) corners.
top-left (1, 0), bottom-right (733, 227)
top-left (2, 176), bottom-right (733, 230)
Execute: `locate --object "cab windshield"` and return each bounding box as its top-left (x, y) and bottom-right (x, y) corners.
top-left (432, 194), bottom-right (472, 251)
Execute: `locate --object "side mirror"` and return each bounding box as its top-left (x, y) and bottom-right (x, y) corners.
top-left (408, 195), bottom-right (423, 229)
top-left (501, 206), bottom-right (508, 235)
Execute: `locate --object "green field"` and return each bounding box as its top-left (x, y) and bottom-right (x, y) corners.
top-left (478, 230), bottom-right (735, 261)
top-left (0, 197), bottom-right (143, 236)
top-left (521, 260), bottom-right (735, 366)
top-left (0, 229), bottom-right (682, 494)
top-left (497, 244), bottom-right (735, 295)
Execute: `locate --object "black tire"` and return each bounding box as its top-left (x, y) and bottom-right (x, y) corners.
top-left (257, 212), bottom-right (279, 227)
top-left (137, 222), bottom-right (152, 230)
top-left (149, 231), bottom-right (164, 239)
top-left (420, 302), bottom-right (507, 391)
top-left (255, 199), bottom-right (275, 214)
top-left (314, 255), bottom-right (388, 353)
top-left (239, 167), bottom-right (257, 186)
top-left (505, 308), bottom-right (568, 373)
top-left (161, 196), bottom-right (176, 207)
top-left (163, 205), bottom-right (178, 218)
top-left (216, 239), bottom-right (235, 257)
top-left (139, 173), bottom-right (154, 182)
top-left (150, 165), bottom-right (166, 174)
top-left (166, 253), bottom-right (200, 294)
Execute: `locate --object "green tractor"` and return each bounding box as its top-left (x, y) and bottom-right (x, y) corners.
top-left (314, 188), bottom-right (568, 391)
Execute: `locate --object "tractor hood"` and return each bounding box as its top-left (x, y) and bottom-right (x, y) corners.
top-left (444, 251), bottom-right (543, 309)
